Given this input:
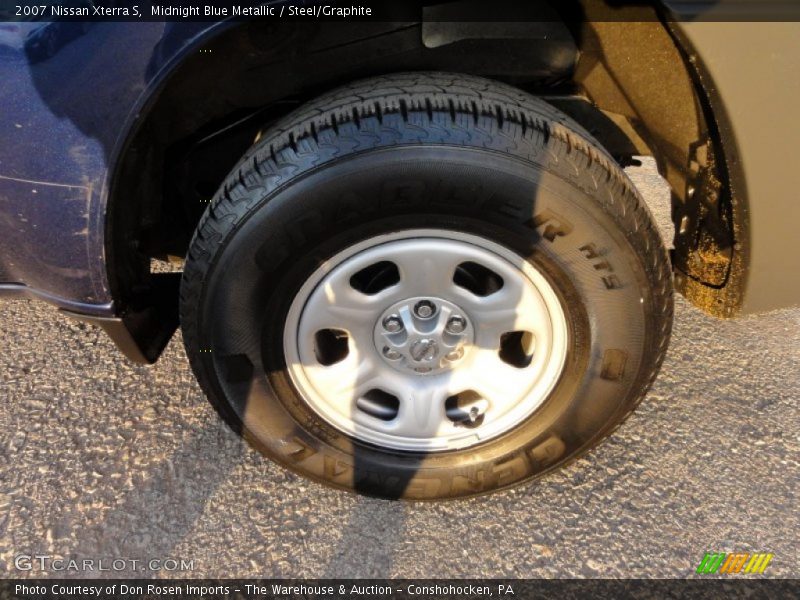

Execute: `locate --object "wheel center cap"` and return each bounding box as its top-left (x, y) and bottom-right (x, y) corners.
top-left (373, 296), bottom-right (474, 375)
top-left (410, 338), bottom-right (439, 362)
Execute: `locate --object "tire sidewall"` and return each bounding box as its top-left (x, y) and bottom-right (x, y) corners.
top-left (188, 145), bottom-right (657, 499)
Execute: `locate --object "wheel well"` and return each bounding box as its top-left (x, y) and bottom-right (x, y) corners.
top-left (106, 1), bottom-right (741, 360)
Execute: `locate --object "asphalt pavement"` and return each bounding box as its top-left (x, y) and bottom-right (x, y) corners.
top-left (0, 160), bottom-right (797, 579)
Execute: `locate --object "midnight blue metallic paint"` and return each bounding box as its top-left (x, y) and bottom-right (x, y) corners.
top-left (0, 21), bottom-right (217, 315)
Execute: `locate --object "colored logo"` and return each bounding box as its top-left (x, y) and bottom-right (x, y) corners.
top-left (696, 552), bottom-right (773, 574)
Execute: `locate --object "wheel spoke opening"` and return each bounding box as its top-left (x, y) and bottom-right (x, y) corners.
top-left (313, 328), bottom-right (350, 366)
top-left (349, 260), bottom-right (400, 295)
top-left (498, 331), bottom-right (536, 368)
top-left (357, 388), bottom-right (400, 421)
top-left (453, 261), bottom-right (504, 297)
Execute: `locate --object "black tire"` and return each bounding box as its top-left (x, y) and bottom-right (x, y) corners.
top-left (180, 72), bottom-right (673, 500)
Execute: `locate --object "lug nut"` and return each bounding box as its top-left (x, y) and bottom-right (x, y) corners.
top-left (414, 300), bottom-right (436, 319)
top-left (382, 315), bottom-right (403, 333)
top-left (445, 315), bottom-right (467, 334)
top-left (383, 346), bottom-right (402, 360)
top-left (445, 347), bottom-right (464, 362)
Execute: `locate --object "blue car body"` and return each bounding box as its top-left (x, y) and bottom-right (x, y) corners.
top-left (0, 21), bottom-right (212, 314)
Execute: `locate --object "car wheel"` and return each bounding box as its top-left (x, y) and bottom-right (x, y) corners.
top-left (180, 72), bottom-right (673, 500)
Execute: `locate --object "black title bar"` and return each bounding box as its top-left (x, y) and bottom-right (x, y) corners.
top-left (3, 0), bottom-right (800, 22)
top-left (2, 579), bottom-right (799, 600)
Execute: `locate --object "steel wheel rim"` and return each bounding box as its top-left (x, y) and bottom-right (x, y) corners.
top-left (283, 229), bottom-right (569, 452)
